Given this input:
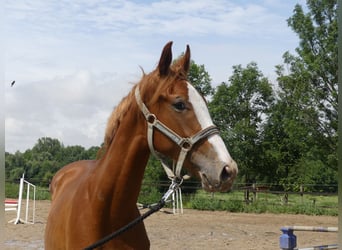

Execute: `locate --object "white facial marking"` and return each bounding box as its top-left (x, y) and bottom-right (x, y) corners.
top-left (187, 82), bottom-right (212, 128)
top-left (208, 136), bottom-right (232, 162)
top-left (187, 83), bottom-right (232, 163)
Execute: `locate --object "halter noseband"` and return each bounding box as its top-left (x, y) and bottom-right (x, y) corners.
top-left (135, 86), bottom-right (219, 181)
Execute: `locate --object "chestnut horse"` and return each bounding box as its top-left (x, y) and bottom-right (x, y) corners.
top-left (45, 42), bottom-right (238, 249)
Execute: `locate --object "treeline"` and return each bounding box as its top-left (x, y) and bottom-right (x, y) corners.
top-left (5, 137), bottom-right (100, 186)
top-left (5, 1), bottom-right (338, 193)
top-left (211, 1), bottom-right (337, 193)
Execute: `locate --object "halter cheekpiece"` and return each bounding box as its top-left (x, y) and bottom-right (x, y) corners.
top-left (134, 86), bottom-right (219, 181)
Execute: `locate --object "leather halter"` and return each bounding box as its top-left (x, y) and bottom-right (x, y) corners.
top-left (135, 86), bottom-right (219, 180)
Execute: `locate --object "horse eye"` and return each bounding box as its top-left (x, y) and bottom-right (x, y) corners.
top-left (173, 101), bottom-right (186, 111)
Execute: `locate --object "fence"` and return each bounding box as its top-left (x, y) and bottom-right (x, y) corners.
top-left (5, 174), bottom-right (36, 224)
top-left (137, 181), bottom-right (338, 216)
top-left (5, 199), bottom-right (18, 211)
top-left (5, 180), bottom-right (338, 216)
top-left (236, 183), bottom-right (338, 203)
top-left (279, 226), bottom-right (338, 250)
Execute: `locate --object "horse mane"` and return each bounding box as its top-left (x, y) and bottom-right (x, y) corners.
top-left (97, 84), bottom-right (137, 159)
top-left (97, 59), bottom-right (187, 159)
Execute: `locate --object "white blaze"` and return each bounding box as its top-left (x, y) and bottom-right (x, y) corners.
top-left (187, 82), bottom-right (232, 163)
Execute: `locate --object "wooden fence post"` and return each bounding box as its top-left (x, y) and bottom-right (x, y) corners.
top-left (253, 183), bottom-right (257, 202)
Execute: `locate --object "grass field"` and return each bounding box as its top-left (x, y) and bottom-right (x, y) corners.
top-left (139, 186), bottom-right (338, 216)
top-left (6, 182), bottom-right (338, 216)
top-left (182, 190), bottom-right (338, 216)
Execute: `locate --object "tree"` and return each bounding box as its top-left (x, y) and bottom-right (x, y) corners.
top-left (60, 145), bottom-right (86, 166)
top-left (5, 137), bottom-right (99, 186)
top-left (284, 0), bottom-right (337, 151)
top-left (188, 61), bottom-right (214, 97)
top-left (266, 0), bottom-right (338, 191)
top-left (32, 137), bottom-right (63, 157)
top-left (85, 146), bottom-right (101, 159)
top-left (5, 151), bottom-right (25, 182)
top-left (210, 62), bottom-right (274, 183)
top-left (286, 1), bottom-right (337, 135)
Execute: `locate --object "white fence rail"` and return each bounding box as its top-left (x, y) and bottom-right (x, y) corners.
top-left (5, 174), bottom-right (36, 224)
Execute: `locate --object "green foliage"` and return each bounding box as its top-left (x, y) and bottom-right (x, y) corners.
top-left (260, 0), bottom-right (338, 190)
top-left (5, 137), bottom-right (100, 187)
top-left (5, 182), bottom-right (20, 198)
top-left (139, 156), bottom-right (175, 205)
top-left (5, 182), bottom-right (51, 200)
top-left (35, 188), bottom-right (51, 200)
top-left (137, 187), bottom-right (162, 206)
top-left (190, 195), bottom-right (244, 212)
top-left (182, 190), bottom-right (337, 216)
top-left (188, 61), bottom-right (214, 97)
top-left (209, 62), bottom-right (274, 183)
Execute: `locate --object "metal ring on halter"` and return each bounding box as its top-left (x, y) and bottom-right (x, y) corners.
top-left (146, 114), bottom-right (157, 125)
top-left (179, 139), bottom-right (192, 151)
top-left (161, 178), bottom-right (183, 202)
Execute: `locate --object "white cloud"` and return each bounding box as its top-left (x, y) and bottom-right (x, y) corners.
top-left (4, 0), bottom-right (301, 152)
top-left (5, 70), bottom-right (135, 152)
top-left (5, 0), bottom-right (293, 38)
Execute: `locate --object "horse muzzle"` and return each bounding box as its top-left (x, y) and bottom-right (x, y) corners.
top-left (199, 160), bottom-right (238, 192)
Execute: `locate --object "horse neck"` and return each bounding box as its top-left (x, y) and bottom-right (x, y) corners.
top-left (93, 109), bottom-right (150, 212)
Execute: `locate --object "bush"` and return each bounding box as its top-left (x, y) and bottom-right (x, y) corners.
top-left (35, 187), bottom-right (51, 200)
top-left (5, 182), bottom-right (51, 200)
top-left (138, 187), bottom-right (162, 206)
top-left (5, 182), bottom-right (20, 198)
top-left (180, 189), bottom-right (338, 216)
top-left (190, 195), bottom-right (244, 212)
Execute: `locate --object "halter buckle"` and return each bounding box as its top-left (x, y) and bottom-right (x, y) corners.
top-left (180, 138), bottom-right (192, 151)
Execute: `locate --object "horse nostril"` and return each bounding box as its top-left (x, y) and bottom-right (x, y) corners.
top-left (220, 166), bottom-right (230, 182)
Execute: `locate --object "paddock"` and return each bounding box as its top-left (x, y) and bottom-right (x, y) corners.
top-left (4, 200), bottom-right (337, 250)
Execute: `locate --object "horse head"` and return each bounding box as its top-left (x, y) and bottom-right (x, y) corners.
top-left (136, 41), bottom-right (238, 192)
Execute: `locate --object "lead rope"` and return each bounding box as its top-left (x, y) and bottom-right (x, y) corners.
top-left (83, 180), bottom-right (182, 250)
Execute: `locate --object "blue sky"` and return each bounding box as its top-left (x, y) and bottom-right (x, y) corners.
top-left (5, 0), bottom-right (305, 153)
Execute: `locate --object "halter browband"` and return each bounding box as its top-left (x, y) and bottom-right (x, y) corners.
top-left (135, 86), bottom-right (219, 180)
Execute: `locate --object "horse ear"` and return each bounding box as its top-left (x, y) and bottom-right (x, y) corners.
top-left (158, 41), bottom-right (173, 76)
top-left (182, 45), bottom-right (191, 73)
top-left (173, 45), bottom-right (191, 74)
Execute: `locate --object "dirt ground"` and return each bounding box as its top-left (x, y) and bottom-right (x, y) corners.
top-left (4, 200), bottom-right (338, 249)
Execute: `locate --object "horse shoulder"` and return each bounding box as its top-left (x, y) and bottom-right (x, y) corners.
top-left (49, 160), bottom-right (96, 201)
